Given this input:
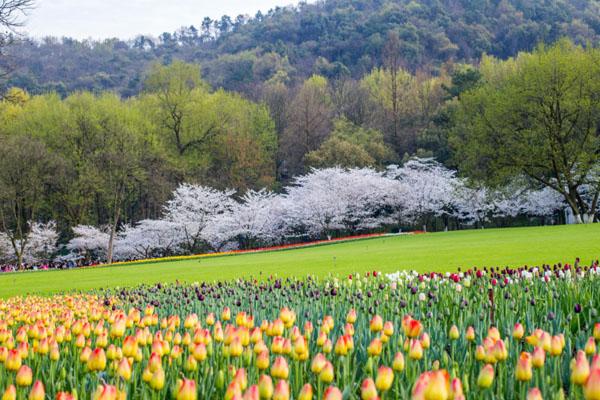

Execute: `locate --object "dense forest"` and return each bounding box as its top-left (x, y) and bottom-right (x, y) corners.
top-left (4, 0), bottom-right (600, 96)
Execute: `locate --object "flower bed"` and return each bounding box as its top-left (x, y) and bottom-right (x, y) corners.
top-left (0, 262), bottom-right (600, 399)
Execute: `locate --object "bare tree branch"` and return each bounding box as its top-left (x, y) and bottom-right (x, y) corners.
top-left (0, 0), bottom-right (35, 31)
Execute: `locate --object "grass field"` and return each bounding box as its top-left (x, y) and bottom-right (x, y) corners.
top-left (0, 224), bottom-right (598, 298)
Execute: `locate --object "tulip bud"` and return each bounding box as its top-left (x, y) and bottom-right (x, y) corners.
top-left (2, 385), bottom-right (16, 400)
top-left (256, 350), bottom-right (270, 371)
top-left (243, 385), bottom-right (259, 400)
top-left (222, 307), bottom-right (231, 321)
top-left (375, 366), bottom-right (394, 391)
top-left (271, 356), bottom-right (289, 380)
top-left (122, 336), bottom-right (137, 358)
top-left (583, 368), bottom-right (600, 400)
top-left (516, 352), bottom-right (533, 381)
top-left (297, 384), bottom-right (313, 400)
top-left (311, 353), bottom-right (327, 374)
top-left (420, 332), bottom-right (430, 349)
top-left (367, 338), bottom-right (382, 357)
top-left (55, 392), bottom-right (76, 400)
top-left (225, 382), bottom-right (242, 400)
top-left (272, 380), bottom-right (289, 400)
top-left (5, 349), bottom-right (21, 371)
top-left (526, 388), bottom-right (543, 400)
top-left (513, 323), bottom-right (525, 340)
top-left (175, 378), bottom-right (197, 400)
top-left (92, 384), bottom-right (123, 400)
top-left (370, 315), bottom-right (383, 333)
top-left (193, 343), bottom-right (207, 361)
top-left (334, 336), bottom-right (348, 356)
top-left (466, 326), bottom-right (475, 341)
top-left (16, 365), bottom-right (33, 387)
top-left (585, 337), bottom-right (597, 355)
top-left (258, 375), bottom-right (273, 399)
top-left (361, 378), bottom-right (378, 400)
top-left (594, 323), bottom-right (600, 341)
top-left (150, 368), bottom-right (165, 391)
top-left (532, 346), bottom-right (545, 368)
top-left (451, 377), bottom-right (464, 400)
top-left (477, 364), bottom-right (494, 388)
top-left (28, 381), bottom-right (45, 400)
top-left (323, 386), bottom-right (342, 400)
top-left (449, 325), bottom-right (459, 340)
top-left (590, 355), bottom-right (600, 372)
top-left (393, 352), bottom-right (405, 372)
top-left (475, 345), bottom-right (486, 361)
top-left (346, 309), bottom-right (357, 324)
top-left (550, 336), bottom-right (563, 356)
top-left (365, 356), bottom-right (374, 373)
top-left (571, 350), bottom-right (590, 385)
top-left (117, 358), bottom-right (132, 381)
top-left (319, 361), bottom-right (334, 383)
top-left (50, 346), bottom-right (60, 361)
top-left (322, 339), bottom-right (333, 354)
top-left (383, 321), bottom-right (394, 337)
top-left (409, 339), bottom-right (423, 360)
top-left (425, 370), bottom-right (451, 400)
top-left (235, 368), bottom-right (248, 391)
top-left (87, 348), bottom-right (107, 371)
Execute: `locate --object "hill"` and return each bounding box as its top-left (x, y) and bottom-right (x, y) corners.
top-left (4, 0), bottom-right (600, 96)
top-left (0, 223), bottom-right (598, 298)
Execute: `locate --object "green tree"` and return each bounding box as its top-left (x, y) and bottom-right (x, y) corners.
top-left (452, 40), bottom-right (600, 223)
top-left (305, 119), bottom-right (395, 169)
top-left (143, 61), bottom-right (215, 157)
top-left (202, 90), bottom-right (277, 191)
top-left (280, 75), bottom-right (333, 177)
top-left (0, 134), bottom-right (57, 268)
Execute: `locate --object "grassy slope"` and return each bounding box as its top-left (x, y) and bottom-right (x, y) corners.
top-left (0, 224), bottom-right (598, 298)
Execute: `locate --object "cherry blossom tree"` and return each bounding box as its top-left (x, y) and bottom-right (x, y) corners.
top-left (386, 158), bottom-right (461, 230)
top-left (22, 221), bottom-right (59, 263)
top-left (0, 221), bottom-right (58, 265)
top-left (0, 231), bottom-right (13, 262)
top-left (67, 225), bottom-right (110, 261)
top-left (116, 219), bottom-right (184, 259)
top-left (521, 187), bottom-right (565, 218)
top-left (163, 183), bottom-right (236, 253)
top-left (453, 185), bottom-right (497, 226)
top-left (284, 167), bottom-right (396, 239)
top-left (204, 190), bottom-right (289, 250)
top-left (493, 183), bottom-right (565, 219)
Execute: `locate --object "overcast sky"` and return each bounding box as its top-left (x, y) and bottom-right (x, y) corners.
top-left (24, 0), bottom-right (303, 40)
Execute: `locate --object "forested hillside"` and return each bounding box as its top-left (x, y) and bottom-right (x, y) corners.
top-left (4, 0), bottom-right (600, 96)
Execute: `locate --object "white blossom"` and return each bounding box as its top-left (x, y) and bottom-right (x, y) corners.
top-left (163, 183), bottom-right (236, 252)
top-left (116, 219), bottom-right (185, 259)
top-left (387, 158), bottom-right (460, 223)
top-left (67, 225), bottom-right (110, 259)
top-left (204, 190), bottom-right (288, 250)
top-left (23, 221), bottom-right (59, 263)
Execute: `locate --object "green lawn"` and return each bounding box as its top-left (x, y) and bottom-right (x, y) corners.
top-left (1, 224), bottom-right (599, 298)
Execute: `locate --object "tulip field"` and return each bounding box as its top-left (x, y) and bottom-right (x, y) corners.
top-left (1, 263), bottom-right (600, 399)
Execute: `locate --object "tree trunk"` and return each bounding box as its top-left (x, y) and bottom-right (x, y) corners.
top-left (106, 225), bottom-right (115, 265)
top-left (563, 191), bottom-right (583, 224)
top-left (106, 206), bottom-right (121, 264)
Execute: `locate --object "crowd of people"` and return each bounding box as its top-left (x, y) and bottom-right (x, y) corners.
top-left (0, 259), bottom-right (98, 273)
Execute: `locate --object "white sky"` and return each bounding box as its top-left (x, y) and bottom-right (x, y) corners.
top-left (24, 0), bottom-right (303, 40)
